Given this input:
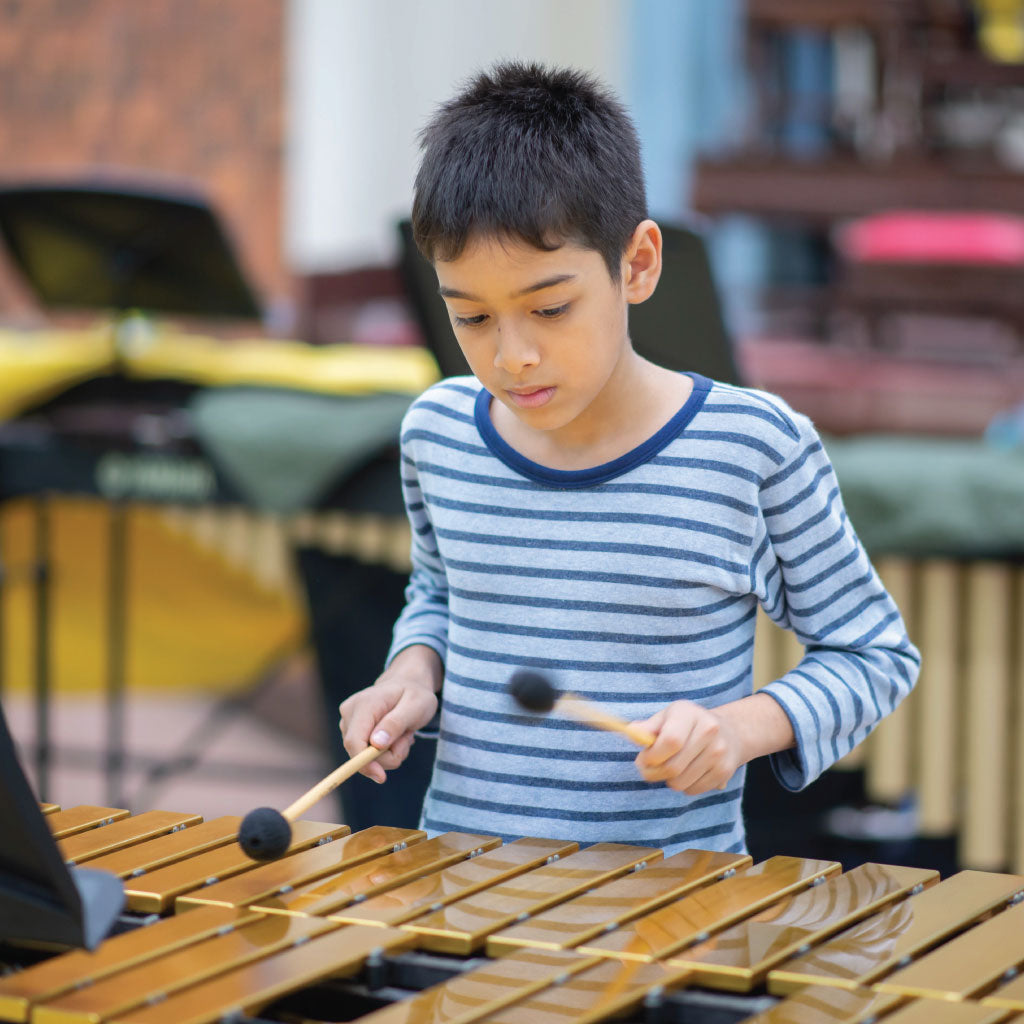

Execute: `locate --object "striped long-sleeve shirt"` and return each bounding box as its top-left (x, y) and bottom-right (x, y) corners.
top-left (387, 373), bottom-right (919, 856)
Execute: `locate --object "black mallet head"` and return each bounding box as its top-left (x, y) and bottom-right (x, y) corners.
top-left (238, 806), bottom-right (292, 861)
top-left (509, 670), bottom-right (558, 713)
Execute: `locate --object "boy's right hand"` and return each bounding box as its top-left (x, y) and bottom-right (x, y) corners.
top-left (338, 645), bottom-right (442, 784)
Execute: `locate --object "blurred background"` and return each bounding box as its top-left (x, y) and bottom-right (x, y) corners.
top-left (1, 0), bottom-right (1023, 876)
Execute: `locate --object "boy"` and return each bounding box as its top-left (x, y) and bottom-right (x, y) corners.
top-left (339, 62), bottom-right (919, 855)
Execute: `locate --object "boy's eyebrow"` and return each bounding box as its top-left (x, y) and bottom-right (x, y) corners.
top-left (438, 274), bottom-right (577, 301)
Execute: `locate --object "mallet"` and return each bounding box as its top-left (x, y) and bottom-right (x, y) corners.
top-left (509, 669), bottom-right (656, 748)
top-left (238, 745), bottom-right (384, 861)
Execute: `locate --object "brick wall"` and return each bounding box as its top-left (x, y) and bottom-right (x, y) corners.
top-left (0, 0), bottom-right (287, 325)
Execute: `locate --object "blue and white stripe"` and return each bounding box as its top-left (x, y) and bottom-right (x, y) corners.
top-left (387, 374), bottom-right (919, 856)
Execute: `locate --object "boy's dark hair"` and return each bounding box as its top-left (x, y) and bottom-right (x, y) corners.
top-left (412, 61), bottom-right (647, 279)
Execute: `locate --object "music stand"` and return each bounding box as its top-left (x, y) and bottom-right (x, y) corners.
top-left (0, 180), bottom-right (262, 805)
top-left (0, 703), bottom-right (123, 949)
top-left (0, 182), bottom-right (261, 319)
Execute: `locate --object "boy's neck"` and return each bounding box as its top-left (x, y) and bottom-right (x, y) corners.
top-left (489, 355), bottom-right (694, 472)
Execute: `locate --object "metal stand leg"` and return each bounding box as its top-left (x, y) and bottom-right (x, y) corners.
top-left (0, 508), bottom-right (6, 701)
top-left (106, 501), bottom-right (127, 808)
top-left (33, 496), bottom-right (52, 799)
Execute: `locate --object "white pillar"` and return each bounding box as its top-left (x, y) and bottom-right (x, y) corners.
top-left (285, 0), bottom-right (628, 273)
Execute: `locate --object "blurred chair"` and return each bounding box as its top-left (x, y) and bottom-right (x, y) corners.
top-left (397, 219), bottom-right (742, 385)
top-left (628, 222), bottom-right (742, 384)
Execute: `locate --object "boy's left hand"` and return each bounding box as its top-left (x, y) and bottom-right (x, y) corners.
top-left (631, 700), bottom-right (743, 795)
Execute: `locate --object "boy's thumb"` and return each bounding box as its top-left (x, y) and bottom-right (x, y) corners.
top-left (369, 688), bottom-right (436, 751)
top-left (370, 725), bottom-right (394, 749)
top-left (370, 707), bottom-right (415, 749)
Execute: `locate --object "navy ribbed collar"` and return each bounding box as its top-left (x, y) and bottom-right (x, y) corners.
top-left (474, 373), bottom-right (712, 487)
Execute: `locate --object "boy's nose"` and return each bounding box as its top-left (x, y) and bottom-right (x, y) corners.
top-left (493, 327), bottom-right (540, 374)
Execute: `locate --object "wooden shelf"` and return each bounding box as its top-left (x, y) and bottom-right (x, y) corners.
top-left (692, 156), bottom-right (1024, 223)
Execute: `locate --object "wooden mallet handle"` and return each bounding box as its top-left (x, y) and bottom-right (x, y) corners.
top-left (282, 746), bottom-right (384, 821)
top-left (509, 671), bottom-right (656, 748)
top-left (565, 694), bottom-right (728, 791)
top-left (560, 693), bottom-right (726, 791)
top-left (556, 693), bottom-right (656, 748)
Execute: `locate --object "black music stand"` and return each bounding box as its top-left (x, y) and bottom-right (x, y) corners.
top-left (0, 182), bottom-right (261, 319)
top-left (0, 180), bottom-right (261, 805)
top-left (0, 703), bottom-right (124, 949)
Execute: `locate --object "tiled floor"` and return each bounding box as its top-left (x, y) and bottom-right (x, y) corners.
top-left (2, 659), bottom-right (347, 825)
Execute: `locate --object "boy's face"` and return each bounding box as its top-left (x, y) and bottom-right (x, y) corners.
top-left (434, 232), bottom-right (637, 443)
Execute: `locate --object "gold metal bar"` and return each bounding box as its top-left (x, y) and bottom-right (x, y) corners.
top-left (404, 843), bottom-right (660, 955)
top-left (876, 900), bottom-right (1024, 1001)
top-left (329, 836), bottom-right (578, 927)
top-left (667, 863), bottom-right (937, 991)
top-left (33, 916), bottom-right (337, 1024)
top-left (752, 608), bottom-right (775, 690)
top-left (982, 969), bottom-right (1024, 1011)
top-left (866, 558), bottom-right (914, 805)
top-left (962, 561), bottom-right (1013, 870)
top-left (82, 816), bottom-right (243, 878)
top-left (1014, 565), bottom-right (1024, 875)
top-left (0, 907), bottom-right (255, 1023)
top-left (881, 1001), bottom-right (1017, 1024)
top-left (769, 870), bottom-right (1024, 995)
top-left (321, 947), bottom-right (601, 1024)
top-left (45, 806), bottom-right (130, 839)
top-left (487, 848), bottom-right (750, 956)
top-left (95, 925), bottom-right (417, 1024)
top-left (123, 820), bottom-right (349, 913)
top-left (481, 958), bottom-right (693, 1024)
top-left (175, 825), bottom-right (426, 911)
top-left (59, 811), bottom-right (203, 865)
top-left (40, 803), bottom-right (61, 814)
top-left (736, 984), bottom-right (904, 1023)
top-left (246, 832), bottom-right (498, 918)
top-left (577, 856), bottom-right (840, 963)
top-left (916, 559), bottom-right (960, 836)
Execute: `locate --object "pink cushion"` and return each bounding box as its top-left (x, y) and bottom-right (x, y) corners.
top-left (837, 211), bottom-right (1024, 265)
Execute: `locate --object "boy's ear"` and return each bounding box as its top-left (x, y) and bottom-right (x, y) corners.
top-left (623, 220), bottom-right (662, 304)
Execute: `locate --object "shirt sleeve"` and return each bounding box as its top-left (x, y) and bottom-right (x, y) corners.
top-left (385, 431), bottom-right (450, 669)
top-left (752, 417), bottom-right (921, 791)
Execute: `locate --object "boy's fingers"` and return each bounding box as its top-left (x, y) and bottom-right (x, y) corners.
top-left (375, 734), bottom-right (415, 771)
top-left (629, 711), bottom-right (665, 766)
top-left (629, 708), bottom-right (665, 735)
top-left (341, 702), bottom-right (387, 757)
top-left (669, 744), bottom-right (716, 791)
top-left (639, 713), bottom-right (698, 770)
top-left (370, 696), bottom-right (432, 754)
top-left (637, 718), bottom-right (715, 784)
top-left (338, 679), bottom-right (437, 784)
top-left (676, 764), bottom-right (720, 795)
top-left (359, 724), bottom-right (417, 783)
top-left (643, 744), bottom-right (698, 784)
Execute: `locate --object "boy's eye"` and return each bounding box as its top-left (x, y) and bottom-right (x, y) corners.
top-left (452, 313), bottom-right (487, 327)
top-left (536, 304), bottom-right (569, 319)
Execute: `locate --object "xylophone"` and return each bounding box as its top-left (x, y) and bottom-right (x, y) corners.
top-left (3, 804), bottom-right (1024, 1024)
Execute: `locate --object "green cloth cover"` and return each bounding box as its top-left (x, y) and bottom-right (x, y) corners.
top-left (825, 435), bottom-right (1024, 557)
top-left (189, 388), bottom-right (412, 514)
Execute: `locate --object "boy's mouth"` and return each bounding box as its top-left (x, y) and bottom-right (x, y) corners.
top-left (505, 386), bottom-right (556, 409)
